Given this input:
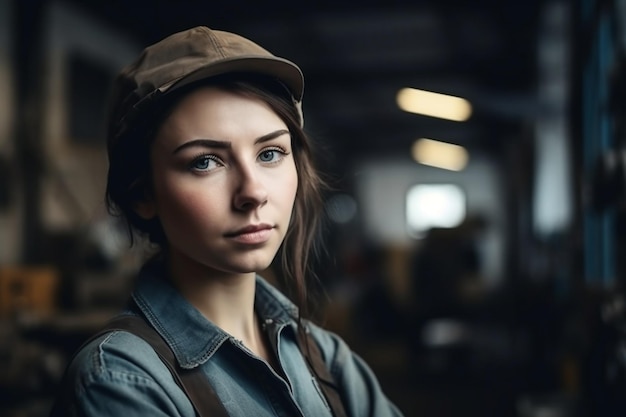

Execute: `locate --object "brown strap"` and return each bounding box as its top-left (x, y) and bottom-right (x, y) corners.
top-left (296, 329), bottom-right (349, 417)
top-left (92, 315), bottom-right (229, 417)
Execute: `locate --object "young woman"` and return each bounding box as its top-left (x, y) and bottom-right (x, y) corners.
top-left (50, 26), bottom-right (403, 417)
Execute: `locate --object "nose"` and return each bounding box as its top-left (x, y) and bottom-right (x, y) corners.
top-left (232, 166), bottom-right (268, 212)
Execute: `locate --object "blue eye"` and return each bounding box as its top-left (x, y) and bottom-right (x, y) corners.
top-left (190, 155), bottom-right (220, 171)
top-left (259, 150), bottom-right (276, 162)
top-left (259, 148), bottom-right (286, 163)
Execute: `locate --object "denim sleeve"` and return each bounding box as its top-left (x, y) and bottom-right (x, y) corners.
top-left (308, 324), bottom-right (405, 417)
top-left (54, 332), bottom-right (195, 417)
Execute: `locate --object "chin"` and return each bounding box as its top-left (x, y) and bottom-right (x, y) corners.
top-left (237, 249), bottom-right (279, 272)
top-left (226, 257), bottom-right (275, 275)
top-left (243, 262), bottom-right (274, 274)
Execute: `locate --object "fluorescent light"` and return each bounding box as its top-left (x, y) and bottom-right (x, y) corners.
top-left (411, 138), bottom-right (469, 171)
top-left (397, 88), bottom-right (472, 121)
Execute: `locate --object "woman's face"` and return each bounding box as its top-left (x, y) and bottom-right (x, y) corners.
top-left (139, 86), bottom-right (298, 277)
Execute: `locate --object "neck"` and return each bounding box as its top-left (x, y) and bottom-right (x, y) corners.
top-left (165, 251), bottom-right (259, 344)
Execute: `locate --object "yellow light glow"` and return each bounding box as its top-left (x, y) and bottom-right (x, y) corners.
top-left (397, 88), bottom-right (472, 121)
top-left (411, 138), bottom-right (469, 171)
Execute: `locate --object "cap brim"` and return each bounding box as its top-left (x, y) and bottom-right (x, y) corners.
top-left (161, 56), bottom-right (304, 102)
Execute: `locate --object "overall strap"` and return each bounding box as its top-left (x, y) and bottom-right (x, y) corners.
top-left (92, 315), bottom-right (230, 417)
top-left (296, 329), bottom-right (349, 417)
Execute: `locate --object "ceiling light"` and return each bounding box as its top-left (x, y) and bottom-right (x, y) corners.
top-left (397, 88), bottom-right (472, 121)
top-left (411, 138), bottom-right (469, 171)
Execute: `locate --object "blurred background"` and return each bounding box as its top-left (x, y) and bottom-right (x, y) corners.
top-left (1, 0), bottom-right (626, 416)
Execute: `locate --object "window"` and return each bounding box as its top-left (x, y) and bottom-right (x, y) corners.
top-left (406, 184), bottom-right (466, 238)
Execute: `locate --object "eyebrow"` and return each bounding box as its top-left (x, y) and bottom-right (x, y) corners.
top-left (172, 129), bottom-right (290, 154)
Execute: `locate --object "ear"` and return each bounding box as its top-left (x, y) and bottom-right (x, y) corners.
top-left (133, 200), bottom-right (157, 220)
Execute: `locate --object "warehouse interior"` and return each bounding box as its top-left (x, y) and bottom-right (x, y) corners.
top-left (1, 0), bottom-right (626, 416)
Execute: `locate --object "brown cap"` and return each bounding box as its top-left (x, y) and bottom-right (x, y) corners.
top-left (108, 26), bottom-right (305, 140)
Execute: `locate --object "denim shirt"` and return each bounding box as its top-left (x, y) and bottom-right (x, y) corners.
top-left (52, 261), bottom-right (404, 417)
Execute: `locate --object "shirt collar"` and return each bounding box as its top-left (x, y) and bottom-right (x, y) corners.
top-left (131, 259), bottom-right (299, 369)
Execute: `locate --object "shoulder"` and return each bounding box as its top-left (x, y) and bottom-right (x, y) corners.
top-left (303, 322), bottom-right (406, 417)
top-left (68, 330), bottom-right (170, 388)
top-left (53, 329), bottom-right (195, 416)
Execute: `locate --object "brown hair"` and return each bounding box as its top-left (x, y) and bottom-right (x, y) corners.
top-left (105, 74), bottom-right (327, 317)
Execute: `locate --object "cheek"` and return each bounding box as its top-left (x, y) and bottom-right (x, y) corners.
top-left (280, 166), bottom-right (299, 209)
top-left (153, 176), bottom-right (223, 225)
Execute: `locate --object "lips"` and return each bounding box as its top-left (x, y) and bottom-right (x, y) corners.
top-left (225, 224), bottom-right (274, 244)
top-left (226, 224), bottom-right (273, 236)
